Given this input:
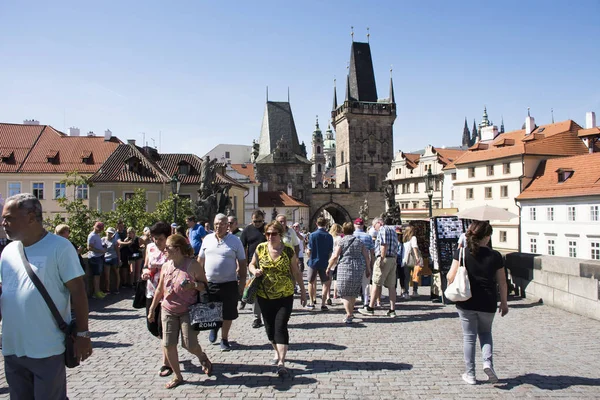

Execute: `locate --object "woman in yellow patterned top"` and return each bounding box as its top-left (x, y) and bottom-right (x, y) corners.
top-left (248, 220), bottom-right (306, 378)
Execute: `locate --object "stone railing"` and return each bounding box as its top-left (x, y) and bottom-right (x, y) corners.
top-left (506, 253), bottom-right (600, 321)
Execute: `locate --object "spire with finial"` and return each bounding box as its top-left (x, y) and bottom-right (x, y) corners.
top-left (462, 117), bottom-right (471, 148)
top-left (332, 78), bottom-right (338, 111)
top-left (500, 116), bottom-right (505, 134)
top-left (367, 27), bottom-right (370, 43)
top-left (527, 107), bottom-right (531, 117)
top-left (551, 108), bottom-right (554, 123)
top-left (315, 115), bottom-right (320, 130)
top-left (351, 26), bottom-right (354, 42)
top-left (389, 66), bottom-right (395, 104)
top-left (480, 106), bottom-right (490, 128)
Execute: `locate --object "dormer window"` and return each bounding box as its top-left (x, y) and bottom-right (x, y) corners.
top-left (178, 162), bottom-right (190, 175)
top-left (0, 151), bottom-right (15, 164)
top-left (557, 168), bottom-right (574, 183)
top-left (81, 151), bottom-right (93, 164)
top-left (125, 157), bottom-right (141, 174)
top-left (46, 150), bottom-right (59, 164)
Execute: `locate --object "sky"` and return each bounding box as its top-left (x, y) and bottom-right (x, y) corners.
top-left (1, 0), bottom-right (599, 157)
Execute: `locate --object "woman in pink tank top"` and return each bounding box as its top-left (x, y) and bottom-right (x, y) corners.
top-left (148, 234), bottom-right (212, 389)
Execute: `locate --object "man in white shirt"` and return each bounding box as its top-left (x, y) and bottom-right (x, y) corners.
top-left (0, 193), bottom-right (92, 399)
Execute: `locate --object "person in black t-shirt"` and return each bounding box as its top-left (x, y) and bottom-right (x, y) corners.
top-left (239, 210), bottom-right (266, 328)
top-left (447, 220), bottom-right (508, 386)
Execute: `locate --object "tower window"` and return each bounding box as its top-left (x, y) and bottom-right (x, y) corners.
top-left (317, 146), bottom-right (321, 154)
top-left (317, 164), bottom-right (322, 173)
top-left (341, 151), bottom-right (344, 163)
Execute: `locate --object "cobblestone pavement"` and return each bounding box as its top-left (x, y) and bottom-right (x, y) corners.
top-left (1, 285), bottom-right (600, 399)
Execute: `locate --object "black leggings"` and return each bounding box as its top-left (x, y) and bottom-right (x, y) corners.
top-left (257, 295), bottom-right (294, 345)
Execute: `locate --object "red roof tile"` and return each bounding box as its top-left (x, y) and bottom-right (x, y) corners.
top-left (516, 152), bottom-right (600, 200)
top-left (578, 127), bottom-right (600, 137)
top-left (230, 163), bottom-right (256, 183)
top-left (258, 191), bottom-right (308, 208)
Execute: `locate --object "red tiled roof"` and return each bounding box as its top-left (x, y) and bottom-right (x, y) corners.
top-left (516, 152), bottom-right (600, 200)
top-left (403, 153), bottom-right (420, 169)
top-left (0, 123), bottom-right (122, 173)
top-left (434, 147), bottom-right (466, 166)
top-left (258, 191), bottom-right (308, 208)
top-left (230, 163), bottom-right (256, 183)
top-left (215, 172), bottom-right (247, 190)
top-left (89, 144), bottom-right (170, 183)
top-left (156, 153), bottom-right (204, 185)
top-left (455, 120), bottom-right (586, 165)
top-left (578, 127), bottom-right (600, 137)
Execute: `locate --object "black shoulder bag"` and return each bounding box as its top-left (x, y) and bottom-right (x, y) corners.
top-left (18, 242), bottom-right (80, 368)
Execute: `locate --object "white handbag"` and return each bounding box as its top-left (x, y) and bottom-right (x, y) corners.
top-left (444, 248), bottom-right (472, 302)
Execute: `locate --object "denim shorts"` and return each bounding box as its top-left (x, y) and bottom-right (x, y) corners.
top-left (88, 256), bottom-right (104, 276)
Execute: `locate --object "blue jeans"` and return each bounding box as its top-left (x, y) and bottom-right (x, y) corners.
top-left (457, 308), bottom-right (495, 376)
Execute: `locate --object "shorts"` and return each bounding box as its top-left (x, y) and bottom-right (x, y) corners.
top-left (105, 258), bottom-right (118, 267)
top-left (88, 256), bottom-right (104, 276)
top-left (161, 308), bottom-right (202, 352)
top-left (372, 256), bottom-right (397, 288)
top-left (207, 281), bottom-right (239, 321)
top-left (307, 267), bottom-right (330, 284)
top-left (128, 252), bottom-right (142, 262)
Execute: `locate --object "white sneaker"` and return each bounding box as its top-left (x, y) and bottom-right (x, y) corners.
top-left (410, 291), bottom-right (419, 298)
top-left (462, 373), bottom-right (476, 385)
top-left (483, 366), bottom-right (498, 383)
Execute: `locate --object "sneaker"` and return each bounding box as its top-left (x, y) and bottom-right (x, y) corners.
top-left (386, 310), bottom-right (396, 318)
top-left (320, 305), bottom-right (329, 311)
top-left (208, 328), bottom-right (219, 344)
top-left (483, 366), bottom-right (498, 383)
top-left (326, 298), bottom-right (332, 306)
top-left (252, 319), bottom-right (262, 329)
top-left (305, 303), bottom-right (315, 310)
top-left (239, 301), bottom-right (246, 310)
top-left (411, 291), bottom-right (419, 298)
top-left (343, 316), bottom-right (354, 324)
top-left (358, 306), bottom-right (374, 316)
top-left (462, 373), bottom-right (476, 385)
top-left (220, 339), bottom-right (231, 352)
top-left (402, 292), bottom-right (410, 300)
top-left (92, 292), bottom-right (106, 299)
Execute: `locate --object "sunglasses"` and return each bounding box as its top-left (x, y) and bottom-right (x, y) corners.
top-left (265, 232), bottom-right (279, 237)
top-left (253, 220), bottom-right (264, 224)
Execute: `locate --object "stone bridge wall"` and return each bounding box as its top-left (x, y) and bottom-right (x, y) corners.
top-left (506, 253), bottom-right (600, 321)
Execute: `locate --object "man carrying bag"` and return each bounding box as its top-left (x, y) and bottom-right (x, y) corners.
top-left (0, 194), bottom-right (92, 399)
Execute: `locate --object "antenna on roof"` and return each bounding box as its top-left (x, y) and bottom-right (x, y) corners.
top-left (351, 26), bottom-right (354, 42)
top-left (367, 27), bottom-right (370, 43)
top-left (551, 108), bottom-right (554, 123)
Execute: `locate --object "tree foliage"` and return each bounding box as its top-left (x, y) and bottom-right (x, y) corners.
top-left (152, 193), bottom-right (194, 228)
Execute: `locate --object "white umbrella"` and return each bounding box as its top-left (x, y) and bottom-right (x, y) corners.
top-left (456, 205), bottom-right (518, 221)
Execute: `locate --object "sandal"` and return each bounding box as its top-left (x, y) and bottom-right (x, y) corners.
top-left (277, 365), bottom-right (289, 378)
top-left (165, 377), bottom-right (185, 389)
top-left (200, 357), bottom-right (213, 376)
top-left (158, 365), bottom-right (173, 377)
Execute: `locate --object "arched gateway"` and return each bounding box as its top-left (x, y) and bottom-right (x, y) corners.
top-left (309, 202), bottom-right (352, 229)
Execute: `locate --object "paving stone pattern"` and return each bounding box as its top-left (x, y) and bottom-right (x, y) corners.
top-left (1, 285), bottom-right (600, 399)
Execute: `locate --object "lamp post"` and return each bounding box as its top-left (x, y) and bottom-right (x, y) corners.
top-left (170, 173), bottom-right (181, 225)
top-left (424, 166), bottom-right (434, 218)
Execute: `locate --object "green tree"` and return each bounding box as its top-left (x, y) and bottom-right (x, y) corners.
top-left (104, 188), bottom-right (154, 234)
top-left (151, 194), bottom-right (194, 228)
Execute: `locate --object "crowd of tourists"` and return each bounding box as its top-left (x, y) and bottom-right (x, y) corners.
top-left (0, 193), bottom-right (509, 397)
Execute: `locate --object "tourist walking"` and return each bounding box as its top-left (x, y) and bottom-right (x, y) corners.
top-left (240, 210), bottom-right (267, 327)
top-left (306, 217), bottom-right (334, 311)
top-left (402, 225), bottom-right (422, 298)
top-left (87, 221), bottom-right (107, 299)
top-left (352, 218), bottom-right (374, 306)
top-left (198, 213), bottom-right (247, 351)
top-left (327, 222), bottom-right (370, 324)
top-left (102, 227), bottom-right (120, 293)
top-left (447, 220), bottom-right (508, 385)
top-left (141, 221), bottom-right (172, 376)
top-left (148, 234), bottom-right (212, 389)
top-left (1, 194), bottom-right (92, 399)
top-left (186, 216), bottom-right (207, 257)
top-left (276, 214), bottom-right (300, 256)
top-left (328, 223), bottom-right (343, 304)
top-left (248, 221), bottom-right (306, 377)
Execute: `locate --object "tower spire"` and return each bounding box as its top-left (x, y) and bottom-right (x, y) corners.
top-left (367, 27), bottom-right (370, 43)
top-left (462, 117), bottom-right (471, 148)
top-left (332, 78), bottom-right (338, 111)
top-left (315, 115), bottom-right (319, 130)
top-left (500, 116), bottom-right (505, 134)
top-left (351, 26), bottom-right (354, 42)
top-left (389, 66), bottom-right (395, 103)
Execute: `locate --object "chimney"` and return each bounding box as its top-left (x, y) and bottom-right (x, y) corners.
top-left (87, 131), bottom-right (95, 136)
top-left (127, 139), bottom-right (136, 145)
top-left (68, 127), bottom-right (80, 136)
top-left (586, 112), bottom-right (597, 129)
top-left (481, 125), bottom-right (499, 141)
top-left (525, 115), bottom-right (535, 135)
top-left (104, 129), bottom-right (112, 141)
top-left (23, 119), bottom-right (40, 125)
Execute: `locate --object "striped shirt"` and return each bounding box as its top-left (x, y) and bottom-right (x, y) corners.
top-left (374, 225), bottom-right (400, 257)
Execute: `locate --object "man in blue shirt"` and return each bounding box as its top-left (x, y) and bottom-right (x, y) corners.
top-left (306, 217), bottom-right (333, 311)
top-left (186, 216), bottom-right (207, 257)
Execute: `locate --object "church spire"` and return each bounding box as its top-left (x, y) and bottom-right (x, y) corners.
top-left (462, 117), bottom-right (471, 148)
top-left (500, 116), bottom-right (505, 134)
top-left (471, 119), bottom-right (478, 145)
top-left (332, 78), bottom-right (338, 111)
top-left (389, 66), bottom-right (395, 103)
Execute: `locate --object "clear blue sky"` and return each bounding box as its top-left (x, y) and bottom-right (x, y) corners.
top-left (1, 0), bottom-right (599, 155)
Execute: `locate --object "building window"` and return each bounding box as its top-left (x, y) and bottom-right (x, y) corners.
top-left (485, 187), bottom-right (492, 199)
top-left (451, 189), bottom-right (455, 201)
top-left (405, 184), bottom-right (410, 194)
top-left (398, 168), bottom-right (402, 175)
top-left (296, 174), bottom-right (303, 184)
top-left (503, 162), bottom-right (511, 174)
top-left (500, 185), bottom-right (508, 198)
top-left (591, 242), bottom-right (600, 260)
top-left (568, 206), bottom-right (576, 221)
top-left (317, 164), bottom-right (322, 173)
top-left (547, 207), bottom-right (554, 221)
top-left (76, 184), bottom-right (88, 200)
top-left (412, 202), bottom-right (418, 209)
top-left (568, 240), bottom-right (577, 258)
top-left (341, 151), bottom-right (344, 163)
top-left (499, 231), bottom-right (507, 242)
top-left (435, 180), bottom-right (440, 191)
top-left (468, 167), bottom-right (475, 178)
top-left (32, 182), bottom-right (44, 200)
top-left (8, 182), bottom-right (21, 197)
top-left (179, 194), bottom-right (191, 200)
top-left (434, 202), bottom-right (440, 209)
top-left (316, 146), bottom-right (321, 154)
top-left (277, 174), bottom-right (285, 184)
top-left (54, 182), bottom-right (66, 199)
top-left (530, 208), bottom-right (537, 221)
top-left (368, 175), bottom-right (377, 191)
top-left (225, 151), bottom-right (230, 159)
top-left (124, 192), bottom-right (135, 200)
top-left (530, 238), bottom-right (537, 253)
top-left (451, 172), bottom-right (457, 181)
top-left (548, 239), bottom-right (555, 255)
top-left (466, 188), bottom-right (474, 200)
top-left (178, 164), bottom-right (189, 175)
top-left (413, 182), bottom-right (419, 193)
top-left (591, 205), bottom-right (599, 221)
top-left (487, 165), bottom-right (494, 176)
top-left (297, 190), bottom-right (304, 200)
